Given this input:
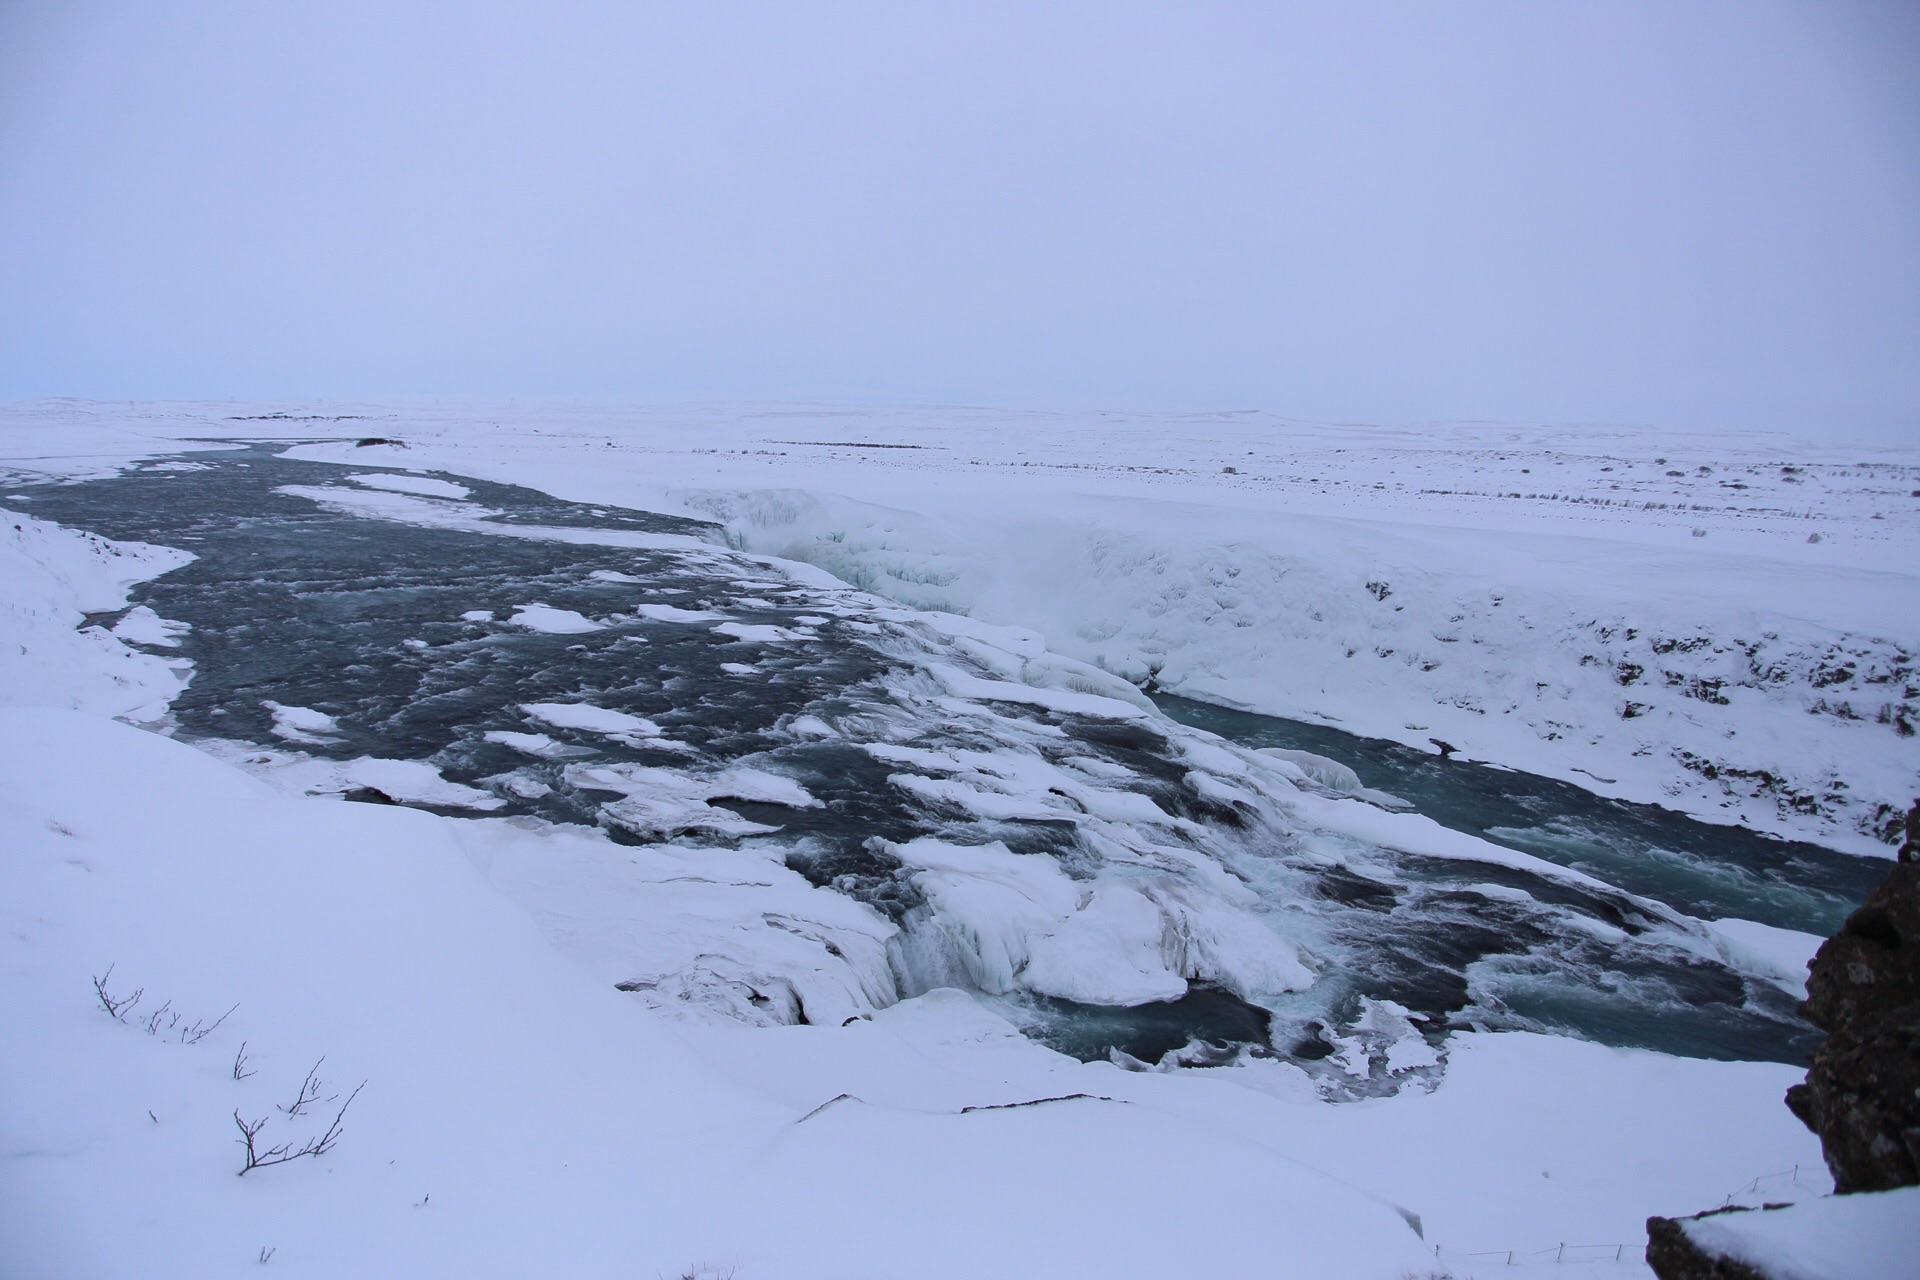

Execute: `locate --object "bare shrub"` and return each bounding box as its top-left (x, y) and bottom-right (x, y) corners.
top-left (91, 964), bottom-right (234, 1043)
top-left (234, 1080), bottom-right (366, 1176)
top-left (278, 1058), bottom-right (333, 1117)
top-left (92, 964), bottom-right (143, 1021)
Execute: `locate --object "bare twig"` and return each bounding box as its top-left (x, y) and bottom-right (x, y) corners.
top-left (958, 1092), bottom-right (1117, 1114)
top-left (182, 1003), bottom-right (238, 1045)
top-left (232, 1041), bottom-right (256, 1080)
top-left (234, 1111), bottom-right (294, 1175)
top-left (142, 999), bottom-right (177, 1037)
top-left (304, 1080), bottom-right (365, 1157)
top-left (92, 964), bottom-right (143, 1021)
top-left (91, 966), bottom-right (233, 1044)
top-left (235, 1079), bottom-right (366, 1174)
top-left (795, 1093), bottom-right (855, 1124)
top-left (278, 1058), bottom-right (333, 1117)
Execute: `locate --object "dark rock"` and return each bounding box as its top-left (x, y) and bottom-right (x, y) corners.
top-left (1650, 802), bottom-right (1920, 1278)
top-left (1645, 1209), bottom-right (1772, 1280)
top-left (1786, 799), bottom-right (1920, 1193)
top-left (340, 786), bottom-right (399, 805)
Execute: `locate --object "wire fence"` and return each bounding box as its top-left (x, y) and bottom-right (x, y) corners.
top-left (1715, 1162), bottom-right (1829, 1209)
top-left (1429, 1162), bottom-right (1832, 1272)
top-left (1434, 1242), bottom-right (1645, 1271)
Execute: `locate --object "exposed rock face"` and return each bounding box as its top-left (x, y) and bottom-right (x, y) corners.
top-left (1645, 1212), bottom-right (1771, 1280)
top-left (1648, 804), bottom-right (1919, 1278)
top-left (1783, 802), bottom-right (1920, 1193)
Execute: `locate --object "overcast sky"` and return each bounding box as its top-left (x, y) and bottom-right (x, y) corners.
top-left (1, 2), bottom-right (1914, 438)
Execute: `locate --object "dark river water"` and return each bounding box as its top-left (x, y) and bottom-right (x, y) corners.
top-left (9, 442), bottom-right (1877, 1080)
top-left (1153, 696), bottom-right (1884, 938)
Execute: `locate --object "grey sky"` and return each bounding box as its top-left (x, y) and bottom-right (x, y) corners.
top-left (1, 2), bottom-right (1915, 438)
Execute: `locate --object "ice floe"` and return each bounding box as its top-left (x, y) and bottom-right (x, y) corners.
top-left (506, 602), bottom-right (603, 633)
top-left (520, 700), bottom-right (662, 742)
top-left (347, 471), bottom-right (472, 499)
top-left (261, 699), bottom-right (341, 745)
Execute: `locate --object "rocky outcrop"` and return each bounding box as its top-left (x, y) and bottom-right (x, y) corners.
top-left (1783, 802), bottom-right (1920, 1193)
top-left (1648, 803), bottom-right (1919, 1277)
top-left (1645, 1211), bottom-right (1771, 1280)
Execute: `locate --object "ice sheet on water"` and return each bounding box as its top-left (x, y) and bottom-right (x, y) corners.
top-left (274, 482), bottom-right (716, 553)
top-left (1703, 917), bottom-right (1823, 998)
top-left (506, 603), bottom-right (603, 633)
top-left (345, 757), bottom-right (508, 810)
top-left (713, 620), bottom-right (806, 643)
top-left (521, 700), bottom-right (662, 741)
top-left (889, 834), bottom-right (1314, 1010)
top-left (483, 729), bottom-right (590, 759)
top-left (262, 699), bottom-right (341, 745)
top-left (1326, 998), bottom-right (1442, 1083)
top-left (1261, 746), bottom-right (1361, 791)
top-left (925, 661), bottom-right (1151, 720)
top-left (562, 761), bottom-right (821, 840)
top-left (632, 602), bottom-right (727, 622)
top-left (109, 604), bottom-right (189, 648)
top-left (347, 471), bottom-right (472, 499)
top-left (197, 739), bottom-right (508, 811)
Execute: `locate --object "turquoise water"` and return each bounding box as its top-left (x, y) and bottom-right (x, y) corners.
top-left (1153, 693), bottom-right (1882, 936)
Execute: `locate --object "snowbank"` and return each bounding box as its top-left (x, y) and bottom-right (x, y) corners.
top-left (0, 508), bottom-right (194, 721)
top-left (1679, 1187), bottom-right (1920, 1280)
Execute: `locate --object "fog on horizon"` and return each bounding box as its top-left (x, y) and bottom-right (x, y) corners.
top-left (1, 2), bottom-right (1915, 441)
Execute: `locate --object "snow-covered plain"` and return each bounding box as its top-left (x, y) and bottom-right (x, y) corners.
top-left (2, 399), bottom-right (1910, 1277)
